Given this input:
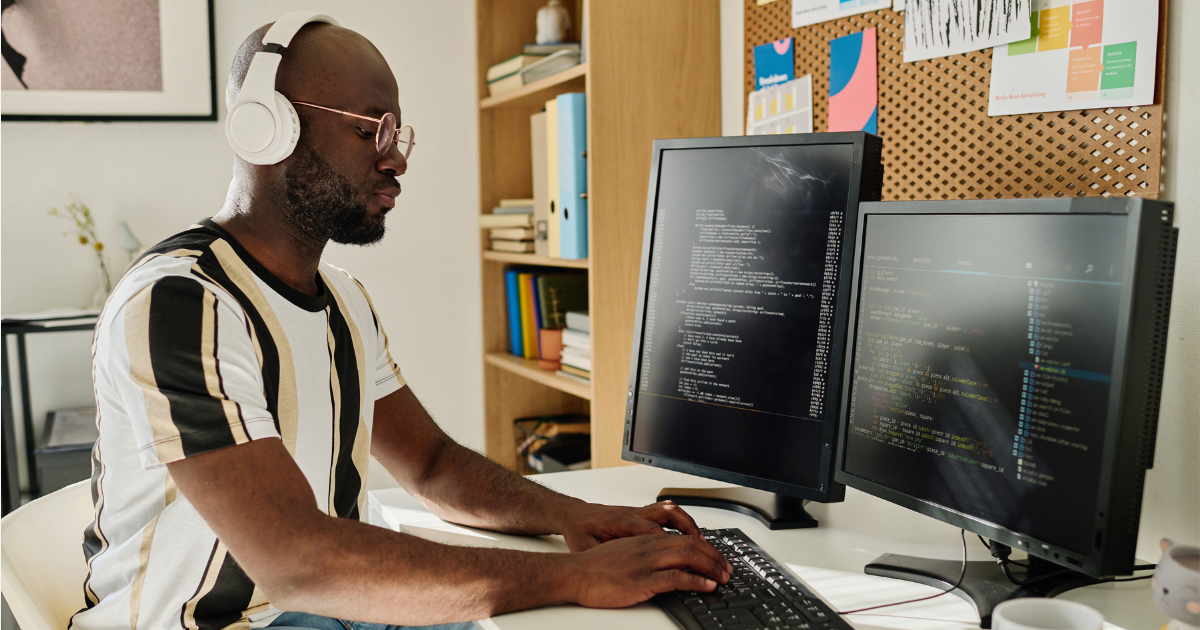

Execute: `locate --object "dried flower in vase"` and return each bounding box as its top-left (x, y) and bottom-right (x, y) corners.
top-left (48, 193), bottom-right (113, 294)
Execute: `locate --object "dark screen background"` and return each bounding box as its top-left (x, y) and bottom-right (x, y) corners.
top-left (842, 214), bottom-right (1126, 553)
top-left (630, 144), bottom-right (855, 489)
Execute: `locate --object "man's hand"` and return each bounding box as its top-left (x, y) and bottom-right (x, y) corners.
top-left (564, 533), bottom-right (732, 609)
top-left (557, 500), bottom-right (721, 553)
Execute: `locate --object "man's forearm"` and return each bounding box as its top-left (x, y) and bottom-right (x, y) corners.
top-left (406, 437), bottom-right (586, 535)
top-left (264, 513), bottom-right (578, 625)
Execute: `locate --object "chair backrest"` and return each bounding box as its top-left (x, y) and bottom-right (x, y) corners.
top-left (1, 480), bottom-right (93, 630)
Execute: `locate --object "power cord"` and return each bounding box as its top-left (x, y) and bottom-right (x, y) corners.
top-left (839, 529), bottom-right (968, 615)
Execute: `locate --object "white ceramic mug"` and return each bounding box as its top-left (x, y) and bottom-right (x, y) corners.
top-left (992, 599), bottom-right (1104, 630)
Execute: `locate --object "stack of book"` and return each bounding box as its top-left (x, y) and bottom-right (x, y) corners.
top-left (480, 199), bottom-right (535, 253)
top-left (557, 311), bottom-right (591, 382)
top-left (504, 269), bottom-right (587, 370)
top-left (485, 43), bottom-right (582, 98)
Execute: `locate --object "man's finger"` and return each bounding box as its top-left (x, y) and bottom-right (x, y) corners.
top-left (651, 569), bottom-right (717, 595)
top-left (655, 538), bottom-right (729, 583)
top-left (653, 501), bottom-right (702, 536)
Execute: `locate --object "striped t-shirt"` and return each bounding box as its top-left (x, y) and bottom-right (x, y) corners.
top-left (72, 220), bottom-right (406, 630)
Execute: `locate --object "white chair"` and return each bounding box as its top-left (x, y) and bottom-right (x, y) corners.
top-left (1, 480), bottom-right (93, 630)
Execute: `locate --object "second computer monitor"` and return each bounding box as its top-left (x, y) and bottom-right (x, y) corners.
top-left (621, 133), bottom-right (882, 516)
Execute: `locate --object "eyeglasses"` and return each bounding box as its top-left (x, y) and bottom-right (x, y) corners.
top-left (292, 101), bottom-right (415, 159)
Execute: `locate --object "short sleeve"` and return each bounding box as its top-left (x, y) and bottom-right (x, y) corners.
top-left (110, 276), bottom-right (279, 469)
top-left (345, 277), bottom-right (406, 400)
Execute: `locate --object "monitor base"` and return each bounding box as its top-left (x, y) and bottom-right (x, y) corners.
top-left (864, 553), bottom-right (1100, 628)
top-left (656, 487), bottom-right (818, 530)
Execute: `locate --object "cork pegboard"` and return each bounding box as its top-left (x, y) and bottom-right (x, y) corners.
top-left (745, 1), bottom-right (1167, 200)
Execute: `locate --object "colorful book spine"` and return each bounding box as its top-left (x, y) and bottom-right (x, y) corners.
top-left (528, 273), bottom-right (543, 357)
top-left (518, 273), bottom-right (538, 360)
top-left (505, 270), bottom-right (523, 357)
top-left (545, 98), bottom-right (561, 258)
top-left (557, 93), bottom-right (588, 259)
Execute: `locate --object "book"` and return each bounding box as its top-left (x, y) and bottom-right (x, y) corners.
top-left (486, 53), bottom-right (549, 82)
top-left (560, 349), bottom-right (591, 372)
top-left (561, 346), bottom-right (591, 362)
top-left (559, 364), bottom-right (591, 380)
top-left (492, 205), bottom-right (535, 215)
top-left (536, 273), bottom-right (587, 330)
top-left (556, 92), bottom-right (588, 259)
top-left (561, 328), bottom-right (591, 351)
top-left (505, 270), bottom-right (523, 356)
top-left (518, 273), bottom-right (537, 360)
top-left (490, 240), bottom-right (535, 253)
top-left (529, 274), bottom-right (543, 358)
top-left (565, 310), bottom-right (589, 333)
top-left (486, 71), bottom-right (524, 97)
top-left (479, 213), bottom-right (533, 228)
top-left (524, 42), bottom-right (581, 55)
top-left (556, 369), bottom-right (590, 384)
top-left (490, 227), bottom-right (536, 240)
top-left (520, 50), bottom-right (582, 84)
top-left (499, 198), bottom-right (535, 207)
top-left (545, 98), bottom-right (561, 258)
top-left (530, 111), bottom-right (550, 257)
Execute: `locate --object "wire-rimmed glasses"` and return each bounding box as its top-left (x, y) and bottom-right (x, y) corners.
top-left (292, 101), bottom-right (415, 159)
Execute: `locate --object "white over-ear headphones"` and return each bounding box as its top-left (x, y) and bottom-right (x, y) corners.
top-left (225, 12), bottom-right (340, 165)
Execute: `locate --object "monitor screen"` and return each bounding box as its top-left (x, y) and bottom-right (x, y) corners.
top-left (627, 140), bottom-right (865, 491)
top-left (841, 212), bottom-right (1127, 555)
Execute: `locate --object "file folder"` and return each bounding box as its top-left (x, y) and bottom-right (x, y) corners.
top-left (556, 93), bottom-right (587, 260)
top-left (545, 99), bottom-right (561, 258)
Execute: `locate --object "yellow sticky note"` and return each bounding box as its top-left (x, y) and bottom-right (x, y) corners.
top-left (769, 98), bottom-right (778, 116)
top-left (756, 103), bottom-right (764, 121)
top-left (785, 93), bottom-right (794, 111)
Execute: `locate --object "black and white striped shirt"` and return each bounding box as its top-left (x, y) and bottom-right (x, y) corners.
top-left (72, 220), bottom-right (405, 630)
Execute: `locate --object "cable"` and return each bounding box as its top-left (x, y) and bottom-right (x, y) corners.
top-left (839, 529), bottom-right (968, 616)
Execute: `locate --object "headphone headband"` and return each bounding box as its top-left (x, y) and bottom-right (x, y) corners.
top-left (226, 12), bottom-right (340, 165)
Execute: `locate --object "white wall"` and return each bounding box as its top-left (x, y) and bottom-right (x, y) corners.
top-left (719, 3), bottom-right (1199, 560)
top-left (0, 0), bottom-right (483, 492)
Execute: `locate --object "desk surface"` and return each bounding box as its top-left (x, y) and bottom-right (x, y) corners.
top-left (367, 465), bottom-right (1162, 630)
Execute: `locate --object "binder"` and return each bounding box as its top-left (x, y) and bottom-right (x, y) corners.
top-left (530, 112), bottom-right (550, 257)
top-left (556, 93), bottom-right (587, 259)
top-left (545, 99), bottom-right (561, 258)
top-left (505, 270), bottom-right (523, 356)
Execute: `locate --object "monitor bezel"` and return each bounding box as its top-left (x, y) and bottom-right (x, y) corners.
top-left (620, 132), bottom-right (879, 502)
top-left (832, 197), bottom-right (1161, 578)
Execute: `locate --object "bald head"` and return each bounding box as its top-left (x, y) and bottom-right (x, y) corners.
top-left (226, 21), bottom-right (397, 113)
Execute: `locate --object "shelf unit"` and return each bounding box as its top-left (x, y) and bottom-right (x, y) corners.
top-left (476, 0), bottom-right (720, 472)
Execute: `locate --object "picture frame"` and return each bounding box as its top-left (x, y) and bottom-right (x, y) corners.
top-left (0, 0), bottom-right (217, 122)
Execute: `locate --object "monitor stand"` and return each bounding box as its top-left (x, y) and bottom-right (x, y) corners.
top-left (865, 549), bottom-right (1101, 628)
top-left (657, 487), bottom-right (818, 530)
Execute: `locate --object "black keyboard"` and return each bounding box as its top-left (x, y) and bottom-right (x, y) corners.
top-left (652, 528), bottom-right (852, 630)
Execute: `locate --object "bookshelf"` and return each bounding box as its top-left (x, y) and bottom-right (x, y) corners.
top-left (476, 0), bottom-right (720, 472)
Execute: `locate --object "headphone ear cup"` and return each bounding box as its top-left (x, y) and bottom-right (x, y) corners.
top-left (269, 92), bottom-right (302, 163)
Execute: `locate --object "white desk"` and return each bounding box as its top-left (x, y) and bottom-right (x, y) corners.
top-left (367, 465), bottom-right (1162, 630)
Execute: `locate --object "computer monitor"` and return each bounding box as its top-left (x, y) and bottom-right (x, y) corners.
top-left (834, 198), bottom-right (1178, 619)
top-left (621, 132), bottom-right (883, 529)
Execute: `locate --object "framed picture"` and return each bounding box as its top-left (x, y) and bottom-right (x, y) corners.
top-left (0, 0), bottom-right (216, 122)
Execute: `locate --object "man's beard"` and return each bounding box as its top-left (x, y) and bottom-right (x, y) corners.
top-left (283, 144), bottom-right (388, 246)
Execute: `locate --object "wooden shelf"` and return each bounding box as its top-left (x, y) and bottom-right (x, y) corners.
top-left (484, 352), bottom-right (592, 400)
top-left (479, 63), bottom-right (587, 109)
top-left (482, 251), bottom-right (590, 268)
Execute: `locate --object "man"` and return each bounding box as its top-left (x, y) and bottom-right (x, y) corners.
top-left (73, 15), bottom-right (730, 630)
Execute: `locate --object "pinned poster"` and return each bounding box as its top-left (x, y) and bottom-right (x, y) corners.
top-left (792, 0), bottom-right (891, 29)
top-left (989, 0), bottom-right (1160, 116)
top-left (754, 37), bottom-right (795, 90)
top-left (829, 28), bottom-right (877, 135)
top-left (902, 0), bottom-right (1032, 63)
top-left (747, 75), bottom-right (813, 135)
